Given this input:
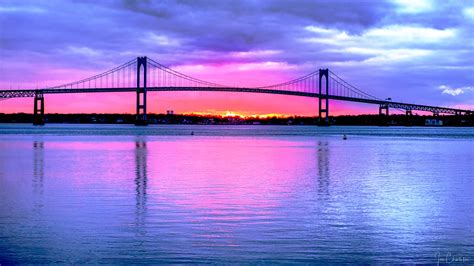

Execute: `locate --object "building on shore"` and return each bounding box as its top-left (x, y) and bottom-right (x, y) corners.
top-left (425, 119), bottom-right (443, 126)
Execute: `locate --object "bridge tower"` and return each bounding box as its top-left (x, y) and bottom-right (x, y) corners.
top-left (135, 56), bottom-right (148, 126)
top-left (318, 69), bottom-right (329, 126)
top-left (33, 91), bottom-right (45, 125)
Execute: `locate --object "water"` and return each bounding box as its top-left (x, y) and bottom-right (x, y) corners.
top-left (1, 124), bottom-right (473, 263)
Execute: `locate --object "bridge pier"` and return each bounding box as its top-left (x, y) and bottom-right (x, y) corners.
top-left (379, 104), bottom-right (389, 126)
top-left (135, 56), bottom-right (148, 126)
top-left (318, 69), bottom-right (329, 126)
top-left (33, 91), bottom-right (45, 125)
top-left (405, 109), bottom-right (413, 126)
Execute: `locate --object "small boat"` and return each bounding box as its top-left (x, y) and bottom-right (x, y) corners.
top-left (343, 134), bottom-right (347, 140)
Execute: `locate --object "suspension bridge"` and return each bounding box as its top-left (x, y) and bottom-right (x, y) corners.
top-left (1, 56), bottom-right (472, 125)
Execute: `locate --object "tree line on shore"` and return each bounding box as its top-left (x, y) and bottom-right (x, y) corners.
top-left (0, 113), bottom-right (472, 126)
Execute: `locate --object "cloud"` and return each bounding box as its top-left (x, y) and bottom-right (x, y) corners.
top-left (364, 25), bottom-right (455, 43)
top-left (304, 25), bottom-right (455, 47)
top-left (391, 0), bottom-right (433, 14)
top-left (230, 50), bottom-right (282, 58)
top-left (0, 5), bottom-right (45, 13)
top-left (354, 49), bottom-right (431, 64)
top-left (65, 46), bottom-right (102, 57)
top-left (439, 85), bottom-right (474, 96)
top-left (303, 25), bottom-right (454, 65)
top-left (463, 7), bottom-right (474, 20)
top-left (143, 32), bottom-right (180, 46)
top-left (235, 61), bottom-right (297, 71)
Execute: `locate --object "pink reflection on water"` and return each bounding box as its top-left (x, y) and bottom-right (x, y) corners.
top-left (146, 137), bottom-right (314, 210)
top-left (41, 136), bottom-right (320, 213)
top-left (142, 137), bottom-right (319, 245)
top-left (35, 135), bottom-right (321, 247)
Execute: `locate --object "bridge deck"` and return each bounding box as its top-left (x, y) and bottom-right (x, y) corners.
top-left (0, 87), bottom-right (472, 115)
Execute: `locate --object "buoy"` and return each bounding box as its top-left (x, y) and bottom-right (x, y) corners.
top-left (343, 134), bottom-right (347, 140)
top-left (191, 131), bottom-right (194, 135)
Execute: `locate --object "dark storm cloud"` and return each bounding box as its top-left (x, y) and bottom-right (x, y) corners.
top-left (0, 0), bottom-right (473, 108)
top-left (113, 0), bottom-right (393, 52)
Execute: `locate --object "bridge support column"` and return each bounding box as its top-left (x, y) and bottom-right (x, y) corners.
top-left (405, 109), bottom-right (413, 126)
top-left (33, 91), bottom-right (45, 125)
top-left (318, 69), bottom-right (329, 126)
top-left (379, 104), bottom-right (389, 126)
top-left (135, 56), bottom-right (148, 126)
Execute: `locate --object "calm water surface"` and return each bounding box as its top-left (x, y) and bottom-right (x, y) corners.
top-left (0, 124), bottom-right (473, 263)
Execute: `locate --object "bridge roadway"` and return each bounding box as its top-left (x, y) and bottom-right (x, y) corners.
top-left (0, 87), bottom-right (472, 115)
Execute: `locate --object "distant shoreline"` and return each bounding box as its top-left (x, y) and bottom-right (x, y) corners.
top-left (1, 113), bottom-right (473, 127)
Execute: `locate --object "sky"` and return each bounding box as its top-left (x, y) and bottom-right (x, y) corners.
top-left (0, 0), bottom-right (473, 116)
